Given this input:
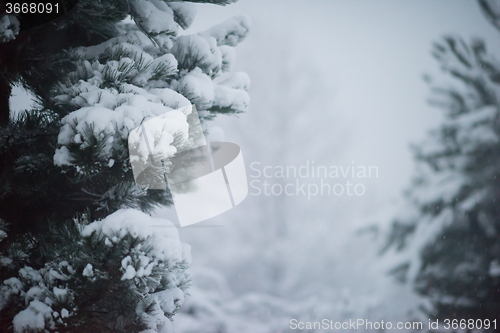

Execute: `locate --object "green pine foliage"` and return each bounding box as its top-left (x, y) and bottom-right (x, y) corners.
top-left (0, 0), bottom-right (250, 331)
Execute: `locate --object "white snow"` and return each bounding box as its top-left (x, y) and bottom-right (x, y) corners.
top-left (214, 85), bottom-right (250, 111)
top-left (53, 146), bottom-right (74, 167)
top-left (199, 15), bottom-right (251, 47)
top-left (13, 300), bottom-right (53, 333)
top-left (148, 87), bottom-right (191, 109)
top-left (489, 260), bottom-right (500, 277)
top-left (3, 278), bottom-right (23, 295)
top-left (210, 72), bottom-right (250, 111)
top-left (156, 287), bottom-right (185, 314)
top-left (168, 2), bottom-right (197, 29)
top-left (453, 106), bottom-right (499, 153)
top-left (82, 209), bottom-right (191, 264)
top-left (130, 0), bottom-right (178, 47)
top-left (55, 90), bottom-right (190, 167)
top-left (0, 257), bottom-right (12, 266)
top-left (53, 9), bottom-right (251, 170)
top-left (18, 267), bottom-right (42, 283)
top-left (128, 108), bottom-right (189, 173)
top-left (219, 45), bottom-right (236, 72)
top-left (52, 287), bottom-right (69, 305)
top-left (0, 15), bottom-right (20, 43)
top-left (177, 68), bottom-right (215, 109)
top-left (137, 288), bottom-right (183, 333)
top-left (217, 72), bottom-right (250, 90)
top-left (25, 286), bottom-right (43, 303)
top-left (171, 34), bottom-right (223, 77)
top-left (60, 308), bottom-right (69, 318)
top-left (174, 266), bottom-right (403, 333)
top-left (122, 265), bottom-right (137, 280)
top-left (82, 264), bottom-right (94, 277)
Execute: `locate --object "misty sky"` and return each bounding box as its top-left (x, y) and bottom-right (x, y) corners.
top-left (186, 0), bottom-right (500, 217)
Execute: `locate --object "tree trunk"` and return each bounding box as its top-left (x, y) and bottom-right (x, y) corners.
top-left (0, 78), bottom-right (11, 127)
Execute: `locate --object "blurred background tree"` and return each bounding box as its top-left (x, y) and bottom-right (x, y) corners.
top-left (384, 0), bottom-right (500, 324)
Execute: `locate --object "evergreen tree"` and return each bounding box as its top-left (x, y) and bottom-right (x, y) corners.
top-left (384, 0), bottom-right (500, 325)
top-left (0, 1), bottom-right (250, 332)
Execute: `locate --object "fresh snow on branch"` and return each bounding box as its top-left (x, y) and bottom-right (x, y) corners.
top-left (1, 209), bottom-right (191, 333)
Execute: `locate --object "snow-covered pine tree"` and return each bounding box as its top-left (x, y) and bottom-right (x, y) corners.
top-left (383, 0), bottom-right (500, 324)
top-left (0, 1), bottom-right (250, 332)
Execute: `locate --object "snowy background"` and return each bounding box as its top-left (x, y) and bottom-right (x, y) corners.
top-left (9, 0), bottom-right (500, 331)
